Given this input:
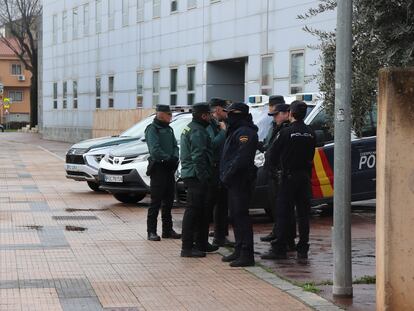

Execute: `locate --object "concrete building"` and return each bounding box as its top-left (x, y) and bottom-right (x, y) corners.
top-left (42, 0), bottom-right (336, 142)
top-left (0, 40), bottom-right (32, 125)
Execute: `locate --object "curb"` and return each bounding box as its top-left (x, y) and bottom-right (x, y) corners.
top-left (218, 248), bottom-right (343, 311)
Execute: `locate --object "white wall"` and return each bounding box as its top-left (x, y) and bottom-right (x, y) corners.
top-left (42, 0), bottom-right (336, 138)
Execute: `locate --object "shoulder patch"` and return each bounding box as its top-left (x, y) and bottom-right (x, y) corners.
top-left (182, 126), bottom-right (191, 135)
top-left (239, 135), bottom-right (249, 143)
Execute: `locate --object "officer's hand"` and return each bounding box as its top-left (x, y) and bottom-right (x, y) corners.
top-left (219, 122), bottom-right (226, 131)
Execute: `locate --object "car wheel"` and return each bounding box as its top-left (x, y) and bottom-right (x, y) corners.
top-left (87, 181), bottom-right (102, 192)
top-left (113, 193), bottom-right (146, 204)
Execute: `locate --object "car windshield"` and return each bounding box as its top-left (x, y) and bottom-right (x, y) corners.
top-left (119, 114), bottom-right (155, 137)
top-left (250, 104), bottom-right (315, 141)
top-left (171, 114), bottom-right (192, 141)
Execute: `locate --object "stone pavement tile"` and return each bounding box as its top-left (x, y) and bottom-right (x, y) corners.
top-left (129, 286), bottom-right (185, 310)
top-left (20, 288), bottom-right (63, 311)
top-left (59, 297), bottom-right (102, 311)
top-left (54, 279), bottom-right (97, 299)
top-left (81, 264), bottom-right (122, 282)
top-left (91, 282), bottom-right (141, 308)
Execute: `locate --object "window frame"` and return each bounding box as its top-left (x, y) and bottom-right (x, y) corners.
top-left (62, 81), bottom-right (68, 109)
top-left (153, 0), bottom-right (161, 18)
top-left (108, 75), bottom-right (114, 108)
top-left (62, 10), bottom-right (68, 42)
top-left (96, 77), bottom-right (101, 109)
top-left (83, 4), bottom-right (89, 36)
top-left (187, 66), bottom-right (196, 106)
top-left (53, 82), bottom-right (58, 109)
top-left (152, 70), bottom-right (160, 107)
top-left (52, 14), bottom-right (58, 44)
top-left (95, 0), bottom-right (102, 34)
top-left (136, 71), bottom-right (144, 108)
top-left (73, 81), bottom-right (78, 109)
top-left (170, 68), bottom-right (178, 106)
top-left (261, 55), bottom-right (273, 96)
top-left (122, 0), bottom-right (129, 26)
top-left (11, 63), bottom-right (22, 76)
top-left (72, 7), bottom-right (79, 39)
top-left (137, 0), bottom-right (144, 22)
top-left (171, 0), bottom-right (178, 13)
top-left (108, 0), bottom-right (115, 30)
top-left (289, 49), bottom-right (305, 95)
top-left (8, 90), bottom-right (23, 102)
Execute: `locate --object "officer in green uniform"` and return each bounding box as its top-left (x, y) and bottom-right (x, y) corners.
top-left (206, 98), bottom-right (232, 248)
top-left (145, 105), bottom-right (181, 241)
top-left (180, 102), bottom-right (213, 257)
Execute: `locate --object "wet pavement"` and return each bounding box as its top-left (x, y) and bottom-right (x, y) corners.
top-left (251, 205), bottom-right (376, 311)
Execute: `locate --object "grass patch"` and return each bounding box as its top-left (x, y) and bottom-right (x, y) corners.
top-left (302, 282), bottom-right (321, 294)
top-left (353, 275), bottom-right (376, 284)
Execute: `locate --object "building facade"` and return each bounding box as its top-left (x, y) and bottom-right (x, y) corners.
top-left (0, 41), bottom-right (31, 125)
top-left (42, 0), bottom-right (336, 142)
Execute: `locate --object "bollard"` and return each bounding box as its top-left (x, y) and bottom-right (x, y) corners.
top-left (377, 67), bottom-right (414, 311)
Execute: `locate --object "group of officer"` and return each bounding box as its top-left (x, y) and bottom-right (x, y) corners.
top-left (144, 95), bottom-right (316, 267)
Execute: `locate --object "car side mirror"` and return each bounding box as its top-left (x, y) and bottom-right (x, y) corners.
top-left (140, 137), bottom-right (146, 142)
top-left (314, 130), bottom-right (326, 148)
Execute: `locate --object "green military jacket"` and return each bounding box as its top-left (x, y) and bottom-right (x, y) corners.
top-left (206, 119), bottom-right (226, 165)
top-left (180, 119), bottom-right (213, 183)
top-left (145, 118), bottom-right (179, 163)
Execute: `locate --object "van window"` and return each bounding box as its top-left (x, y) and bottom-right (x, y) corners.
top-left (309, 108), bottom-right (334, 143)
top-left (360, 104), bottom-right (377, 138)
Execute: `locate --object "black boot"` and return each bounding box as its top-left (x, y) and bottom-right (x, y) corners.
top-left (260, 249), bottom-right (287, 260)
top-left (147, 232), bottom-right (161, 241)
top-left (162, 230), bottom-right (181, 239)
top-left (180, 248), bottom-right (206, 258)
top-left (198, 243), bottom-right (219, 253)
top-left (260, 233), bottom-right (276, 242)
top-left (287, 240), bottom-right (297, 252)
top-left (230, 250), bottom-right (255, 267)
top-left (222, 250), bottom-right (240, 262)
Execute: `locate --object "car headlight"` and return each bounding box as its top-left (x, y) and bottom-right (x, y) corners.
top-left (133, 154), bottom-right (150, 162)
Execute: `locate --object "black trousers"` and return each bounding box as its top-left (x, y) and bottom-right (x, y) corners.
top-left (228, 176), bottom-right (254, 256)
top-left (181, 178), bottom-right (209, 251)
top-left (147, 166), bottom-right (175, 234)
top-left (268, 174), bottom-right (296, 243)
top-left (206, 167), bottom-right (229, 242)
top-left (272, 171), bottom-right (311, 254)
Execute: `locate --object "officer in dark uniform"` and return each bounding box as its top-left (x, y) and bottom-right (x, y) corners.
top-left (145, 105), bottom-right (181, 241)
top-left (220, 103), bottom-right (258, 267)
top-left (260, 103), bottom-right (297, 250)
top-left (261, 101), bottom-right (316, 260)
top-left (258, 95), bottom-right (287, 153)
top-left (206, 98), bottom-right (232, 248)
top-left (180, 102), bottom-right (213, 258)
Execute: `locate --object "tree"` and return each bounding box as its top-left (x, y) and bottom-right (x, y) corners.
top-left (299, 0), bottom-right (414, 136)
top-left (0, 0), bottom-right (42, 128)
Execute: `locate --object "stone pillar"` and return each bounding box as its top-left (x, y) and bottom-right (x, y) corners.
top-left (377, 67), bottom-right (414, 311)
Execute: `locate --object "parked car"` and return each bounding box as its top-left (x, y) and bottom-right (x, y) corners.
top-left (98, 113), bottom-right (192, 203)
top-left (65, 112), bottom-right (188, 192)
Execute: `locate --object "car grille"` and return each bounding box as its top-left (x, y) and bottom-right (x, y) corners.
top-left (101, 168), bottom-right (133, 175)
top-left (66, 154), bottom-right (85, 164)
top-left (67, 171), bottom-right (90, 177)
top-left (108, 155), bottom-right (137, 165)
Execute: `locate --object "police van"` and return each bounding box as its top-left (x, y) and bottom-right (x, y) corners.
top-left (249, 94), bottom-right (377, 217)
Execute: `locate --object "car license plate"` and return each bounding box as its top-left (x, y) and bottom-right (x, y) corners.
top-left (104, 175), bottom-right (123, 183)
top-left (66, 165), bottom-right (80, 171)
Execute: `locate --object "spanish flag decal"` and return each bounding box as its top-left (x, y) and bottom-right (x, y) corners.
top-left (311, 148), bottom-right (334, 199)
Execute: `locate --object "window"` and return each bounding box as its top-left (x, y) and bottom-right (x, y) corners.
top-left (53, 83), bottom-right (58, 109)
top-left (73, 8), bottom-right (78, 39)
top-left (108, 0), bottom-right (115, 30)
top-left (153, 0), bottom-right (161, 18)
top-left (8, 90), bottom-right (23, 102)
top-left (96, 77), bottom-right (101, 108)
top-left (261, 56), bottom-right (273, 96)
top-left (62, 11), bottom-right (68, 42)
top-left (170, 68), bottom-right (177, 106)
top-left (11, 64), bottom-right (22, 75)
top-left (108, 76), bottom-right (114, 108)
top-left (309, 108), bottom-right (334, 143)
top-left (73, 81), bottom-right (78, 109)
top-left (153, 70), bottom-right (160, 107)
top-left (136, 71), bottom-right (144, 107)
top-left (171, 0), bottom-right (178, 12)
top-left (187, 66), bottom-right (195, 105)
top-left (290, 50), bottom-right (305, 94)
top-left (137, 0), bottom-right (144, 22)
top-left (52, 14), bottom-right (58, 44)
top-left (188, 0), bottom-right (197, 9)
top-left (62, 81), bottom-right (67, 109)
top-left (83, 4), bottom-right (89, 35)
top-left (96, 0), bottom-right (102, 33)
top-left (122, 0), bottom-right (129, 26)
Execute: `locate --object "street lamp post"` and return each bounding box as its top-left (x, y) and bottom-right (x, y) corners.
top-left (332, 0), bottom-right (353, 298)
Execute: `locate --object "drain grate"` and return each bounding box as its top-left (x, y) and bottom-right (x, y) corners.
top-left (52, 216), bottom-right (99, 221)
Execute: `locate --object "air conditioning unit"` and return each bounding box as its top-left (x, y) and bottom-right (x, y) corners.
top-left (18, 75), bottom-right (25, 81)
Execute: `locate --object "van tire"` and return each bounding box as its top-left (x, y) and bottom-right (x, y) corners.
top-left (113, 193), bottom-right (146, 204)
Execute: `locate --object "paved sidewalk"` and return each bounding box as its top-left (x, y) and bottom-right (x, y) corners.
top-left (0, 133), bottom-right (312, 310)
